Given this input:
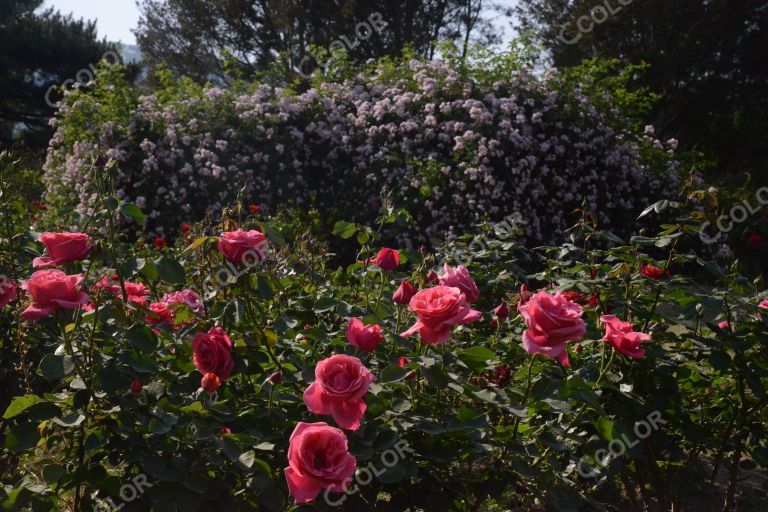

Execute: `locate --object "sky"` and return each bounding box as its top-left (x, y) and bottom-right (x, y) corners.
top-left (42, 0), bottom-right (140, 45)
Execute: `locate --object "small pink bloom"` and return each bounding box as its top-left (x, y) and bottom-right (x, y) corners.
top-left (438, 264), bottom-right (479, 303)
top-left (373, 248), bottom-right (399, 271)
top-left (401, 285), bottom-right (482, 345)
top-left (162, 289), bottom-right (204, 314)
top-left (145, 301), bottom-right (175, 326)
top-left (0, 278), bottom-right (18, 308)
top-left (218, 228), bottom-right (267, 265)
top-left (397, 356), bottom-right (408, 367)
top-left (303, 354), bottom-right (374, 430)
top-left (717, 320), bottom-right (731, 330)
top-left (518, 291), bottom-right (586, 366)
top-left (345, 318), bottom-right (384, 352)
top-left (192, 327), bottom-right (235, 380)
top-left (201, 372), bottom-right (221, 393)
top-left (393, 279), bottom-right (417, 305)
top-left (21, 270), bottom-right (90, 321)
top-left (33, 232), bottom-right (93, 269)
top-left (284, 422), bottom-right (356, 504)
top-left (600, 315), bottom-right (650, 359)
top-left (759, 299), bottom-right (768, 310)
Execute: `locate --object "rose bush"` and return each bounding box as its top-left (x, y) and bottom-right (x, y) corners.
top-left (1, 158), bottom-right (767, 511)
top-left (41, 49), bottom-right (680, 246)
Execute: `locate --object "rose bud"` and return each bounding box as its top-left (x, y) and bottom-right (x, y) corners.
top-left (201, 372), bottom-right (221, 393)
top-left (493, 301), bottom-right (510, 319)
top-left (130, 378), bottom-right (143, 394)
top-left (373, 248), bottom-right (399, 271)
top-left (267, 371), bottom-right (282, 385)
top-left (393, 279), bottom-right (417, 305)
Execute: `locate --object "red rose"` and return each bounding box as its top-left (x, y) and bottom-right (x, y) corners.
top-left (21, 270), bottom-right (90, 321)
top-left (401, 285), bottom-right (482, 344)
top-left (561, 291), bottom-right (588, 305)
top-left (154, 236), bottom-right (167, 249)
top-left (600, 315), bottom-right (650, 359)
top-left (284, 422), bottom-right (356, 504)
top-left (218, 229), bottom-right (267, 265)
top-left (641, 264), bottom-right (669, 280)
top-left (392, 279), bottom-right (417, 305)
top-left (397, 356), bottom-right (408, 367)
top-left (518, 291), bottom-right (586, 366)
top-left (373, 248), bottom-right (399, 271)
top-left (145, 301), bottom-right (175, 326)
top-left (249, 204), bottom-right (261, 214)
top-left (0, 277), bottom-right (18, 309)
top-left (192, 327), bottom-right (235, 380)
top-left (748, 233), bottom-right (763, 247)
top-left (201, 372), bottom-right (221, 393)
top-left (303, 354), bottom-right (374, 430)
top-left (493, 301), bottom-right (510, 319)
top-left (181, 223), bottom-right (191, 234)
top-left (33, 232), bottom-right (93, 269)
top-left (130, 378), bottom-right (143, 394)
top-left (438, 264), bottom-right (480, 303)
top-left (345, 318), bottom-right (384, 352)
top-left (426, 269), bottom-right (439, 283)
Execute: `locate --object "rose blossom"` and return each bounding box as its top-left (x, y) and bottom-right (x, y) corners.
top-left (20, 270), bottom-right (90, 321)
top-left (717, 320), bottom-right (731, 330)
top-left (95, 276), bottom-right (149, 306)
top-left (373, 248), bottom-right (399, 270)
top-left (162, 289), bottom-right (204, 314)
top-left (201, 372), bottom-right (221, 393)
top-left (438, 264), bottom-right (479, 303)
top-left (191, 327), bottom-right (235, 380)
top-left (600, 315), bottom-right (650, 359)
top-left (493, 301), bottom-right (510, 319)
top-left (303, 354), bottom-right (374, 430)
top-left (345, 318), bottom-right (384, 352)
top-left (641, 264), bottom-right (669, 280)
top-left (401, 285), bottom-right (482, 344)
top-left (218, 228), bottom-right (267, 265)
top-left (0, 278), bottom-right (18, 308)
top-left (284, 422), bottom-right (356, 504)
top-left (33, 232), bottom-right (93, 269)
top-left (392, 279), bottom-right (417, 305)
top-left (518, 291), bottom-right (586, 366)
top-left (145, 301), bottom-right (175, 326)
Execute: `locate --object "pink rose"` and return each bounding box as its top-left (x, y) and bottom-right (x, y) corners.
top-left (303, 354), bottom-right (374, 430)
top-left (96, 276), bottom-right (149, 306)
top-left (345, 318), bottom-right (384, 352)
top-left (284, 422), bottom-right (356, 504)
top-left (191, 327), bottom-right (235, 380)
top-left (217, 229), bottom-right (267, 265)
top-left (717, 320), bottom-right (731, 330)
top-left (0, 278), bottom-right (18, 308)
top-left (393, 279), bottom-right (417, 305)
top-left (438, 264), bottom-right (480, 303)
top-left (401, 285), bottom-right (482, 344)
top-left (600, 315), bottom-right (650, 359)
top-left (162, 289), bottom-right (204, 314)
top-left (20, 270), bottom-right (90, 320)
top-left (518, 291), bottom-right (586, 366)
top-left (33, 232), bottom-right (93, 269)
top-left (759, 299), bottom-right (768, 310)
top-left (201, 372), bottom-right (221, 393)
top-left (145, 302), bottom-right (175, 326)
top-left (373, 248), bottom-right (399, 271)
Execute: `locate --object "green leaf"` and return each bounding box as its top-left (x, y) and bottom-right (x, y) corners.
top-left (153, 257), bottom-right (186, 284)
top-left (262, 223), bottom-right (285, 248)
top-left (126, 325), bottom-right (159, 352)
top-left (3, 395), bottom-right (46, 419)
top-left (39, 354), bottom-right (74, 381)
top-left (42, 463), bottom-right (66, 484)
top-left (118, 203), bottom-right (145, 224)
top-left (380, 365), bottom-right (408, 383)
top-left (709, 351), bottom-right (732, 372)
top-left (332, 220), bottom-right (357, 239)
top-left (458, 346), bottom-right (497, 370)
top-left (4, 422), bottom-right (41, 453)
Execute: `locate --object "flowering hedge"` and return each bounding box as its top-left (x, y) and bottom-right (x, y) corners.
top-left (2, 151), bottom-right (768, 510)
top-left (42, 53), bottom-right (680, 245)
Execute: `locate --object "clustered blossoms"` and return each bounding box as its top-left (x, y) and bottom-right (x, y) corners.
top-left (44, 59), bottom-right (679, 245)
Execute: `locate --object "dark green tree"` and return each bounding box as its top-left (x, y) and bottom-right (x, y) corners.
top-left (135, 0), bottom-right (500, 82)
top-left (513, 0), bottom-right (768, 182)
top-left (0, 0), bottom-right (117, 147)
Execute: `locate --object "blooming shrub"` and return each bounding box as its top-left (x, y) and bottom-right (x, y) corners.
top-left (2, 150), bottom-right (768, 510)
top-left (42, 52), bottom-right (680, 245)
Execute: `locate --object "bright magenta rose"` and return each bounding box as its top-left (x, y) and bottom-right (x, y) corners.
top-left (392, 279), bottom-right (417, 305)
top-left (33, 232), bottom-right (93, 269)
top-left (20, 270), bottom-right (90, 321)
top-left (303, 354), bottom-right (374, 430)
top-left (518, 291), bottom-right (586, 366)
top-left (401, 285), bottom-right (482, 344)
top-left (373, 248), bottom-right (399, 271)
top-left (217, 229), bottom-right (267, 265)
top-left (600, 315), bottom-right (650, 359)
top-left (0, 278), bottom-right (18, 308)
top-left (345, 318), bottom-right (384, 352)
top-left (438, 264), bottom-right (479, 303)
top-left (191, 327), bottom-right (235, 380)
top-left (284, 422), bottom-right (356, 504)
